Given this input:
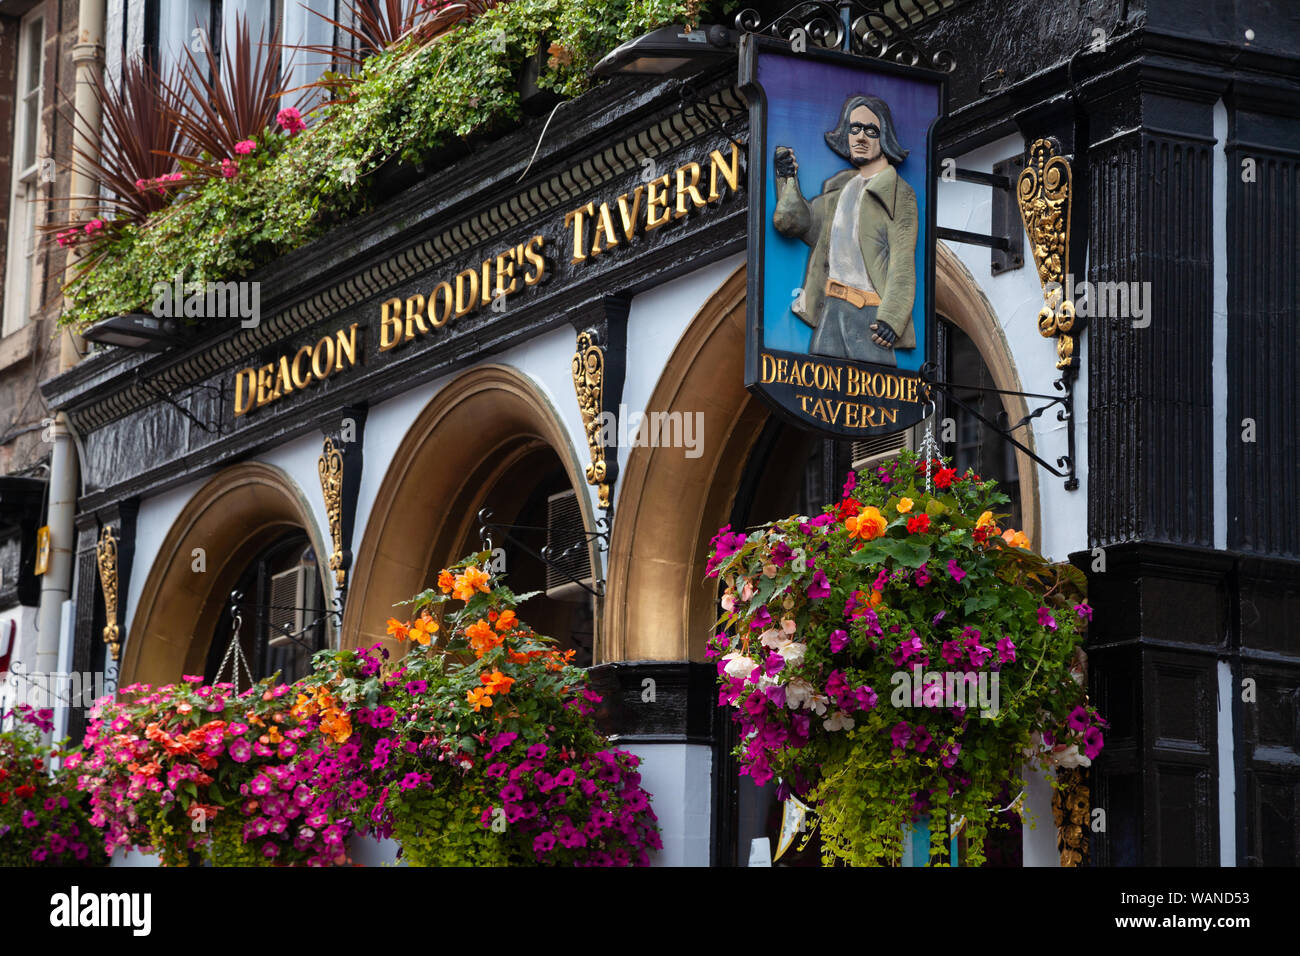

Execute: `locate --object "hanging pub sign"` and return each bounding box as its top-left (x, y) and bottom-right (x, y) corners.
top-left (739, 34), bottom-right (945, 438)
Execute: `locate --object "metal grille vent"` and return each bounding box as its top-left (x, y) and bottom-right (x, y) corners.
top-left (545, 490), bottom-right (592, 601)
top-left (851, 429), bottom-right (913, 471)
top-left (267, 564), bottom-right (317, 647)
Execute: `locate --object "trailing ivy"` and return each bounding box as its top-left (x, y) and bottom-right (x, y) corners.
top-left (62, 0), bottom-right (719, 329)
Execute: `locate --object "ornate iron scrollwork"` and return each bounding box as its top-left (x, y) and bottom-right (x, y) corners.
top-left (736, 1), bottom-right (958, 72)
top-left (96, 526), bottom-right (121, 661)
top-left (572, 331), bottom-right (612, 510)
top-left (318, 436), bottom-right (346, 587)
top-left (1018, 138), bottom-right (1077, 372)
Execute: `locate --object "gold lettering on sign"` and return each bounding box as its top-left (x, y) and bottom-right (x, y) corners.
top-left (762, 352), bottom-right (917, 431)
top-left (234, 324), bottom-right (362, 416)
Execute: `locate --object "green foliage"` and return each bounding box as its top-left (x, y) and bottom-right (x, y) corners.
top-left (61, 0), bottom-right (716, 329)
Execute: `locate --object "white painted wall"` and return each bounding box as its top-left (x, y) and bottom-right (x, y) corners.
top-left (936, 134), bottom-right (1089, 564)
top-left (616, 742), bottom-right (713, 866)
top-left (122, 474), bottom-right (208, 641)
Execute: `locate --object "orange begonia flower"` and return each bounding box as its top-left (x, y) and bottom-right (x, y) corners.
top-left (1002, 528), bottom-right (1031, 550)
top-left (495, 610), bottom-right (518, 632)
top-left (452, 567), bottom-right (491, 602)
top-left (386, 618), bottom-right (410, 641)
top-left (466, 687), bottom-right (494, 711)
top-left (409, 612), bottom-right (439, 646)
top-left (437, 570), bottom-right (456, 594)
top-left (975, 510), bottom-right (996, 529)
top-left (846, 506), bottom-right (887, 541)
top-left (506, 649), bottom-right (531, 665)
top-left (480, 670), bottom-right (515, 695)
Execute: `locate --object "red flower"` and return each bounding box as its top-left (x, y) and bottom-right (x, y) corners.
top-left (836, 497), bottom-right (861, 520)
top-left (14, 784), bottom-right (36, 799)
top-left (934, 468), bottom-right (957, 489)
top-left (906, 514), bottom-right (931, 534)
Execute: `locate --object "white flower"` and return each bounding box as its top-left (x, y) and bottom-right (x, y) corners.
top-left (740, 581), bottom-right (755, 602)
top-left (781, 642), bottom-right (807, 666)
top-left (781, 617), bottom-right (797, 635)
top-left (720, 591), bottom-right (736, 613)
top-left (785, 678), bottom-right (815, 709)
top-left (823, 710), bottom-right (855, 732)
top-left (1050, 744), bottom-right (1091, 768)
top-left (723, 653), bottom-right (756, 679)
top-left (807, 693), bottom-right (829, 717)
top-left (759, 628), bottom-right (785, 650)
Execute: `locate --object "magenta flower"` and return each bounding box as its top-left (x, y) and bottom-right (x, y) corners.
top-left (228, 738), bottom-right (252, 763)
top-left (405, 680), bottom-right (427, 695)
top-left (555, 767), bottom-right (576, 787)
top-left (997, 636), bottom-right (1016, 663)
top-left (829, 629), bottom-right (849, 652)
top-left (941, 741), bottom-right (962, 768)
top-left (1074, 603), bottom-right (1094, 622)
top-left (233, 139), bottom-right (256, 155)
top-left (941, 640), bottom-right (963, 665)
top-left (947, 559), bottom-right (966, 583)
top-left (1037, 606), bottom-right (1057, 630)
top-left (1067, 705), bottom-right (1090, 732)
top-left (21, 811), bottom-right (38, 829)
top-left (807, 569), bottom-right (831, 600)
top-left (749, 606), bottom-right (773, 630)
top-left (399, 772), bottom-right (422, 790)
top-left (527, 743), bottom-right (548, 760)
top-left (534, 832), bottom-right (556, 854)
top-left (913, 564), bottom-right (931, 587)
top-left (347, 781), bottom-right (368, 801)
top-left (853, 685), bottom-right (878, 711)
top-left (912, 725), bottom-right (933, 753)
top-left (220, 158), bottom-right (238, 179)
top-left (968, 642), bottom-right (993, 667)
top-left (83, 218), bottom-right (104, 235)
top-left (277, 107), bottom-right (305, 134)
top-left (489, 731), bottom-right (518, 754)
top-left (1083, 726), bottom-right (1105, 759)
top-left (890, 722), bottom-right (911, 749)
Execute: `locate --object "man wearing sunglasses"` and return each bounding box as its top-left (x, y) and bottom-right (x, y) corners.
top-left (772, 94), bottom-right (919, 366)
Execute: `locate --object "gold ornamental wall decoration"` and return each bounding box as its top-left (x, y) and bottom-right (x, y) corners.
top-left (1052, 765), bottom-right (1091, 867)
top-left (572, 331), bottom-right (611, 509)
top-left (96, 525), bottom-right (121, 661)
top-left (318, 436), bottom-right (346, 587)
top-left (1017, 138), bottom-right (1076, 371)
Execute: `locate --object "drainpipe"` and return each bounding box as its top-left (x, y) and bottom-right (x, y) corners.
top-left (35, 0), bottom-right (106, 728)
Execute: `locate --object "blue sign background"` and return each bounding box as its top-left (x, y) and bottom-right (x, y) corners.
top-left (757, 54), bottom-right (941, 372)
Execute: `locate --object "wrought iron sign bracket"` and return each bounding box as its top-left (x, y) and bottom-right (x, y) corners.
top-left (934, 154), bottom-right (1026, 274)
top-left (735, 2), bottom-right (958, 72)
top-left (476, 509), bottom-right (609, 599)
top-left (919, 364), bottom-right (1078, 491)
top-left (227, 589), bottom-right (343, 654)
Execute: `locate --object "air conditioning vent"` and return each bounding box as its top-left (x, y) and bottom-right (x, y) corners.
top-left (267, 563), bottom-right (319, 647)
top-left (545, 490), bottom-right (592, 602)
top-left (850, 429), bottom-right (914, 471)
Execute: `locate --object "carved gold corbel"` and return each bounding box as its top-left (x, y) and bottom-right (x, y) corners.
top-left (572, 331), bottom-right (611, 509)
top-left (1053, 765), bottom-right (1090, 867)
top-left (1017, 138), bottom-right (1076, 371)
top-left (318, 436), bottom-right (345, 587)
top-left (96, 526), bottom-right (121, 661)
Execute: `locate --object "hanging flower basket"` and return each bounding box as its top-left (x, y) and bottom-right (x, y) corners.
top-left (706, 450), bottom-right (1105, 867)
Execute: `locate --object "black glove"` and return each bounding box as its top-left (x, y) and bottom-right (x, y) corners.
top-left (774, 147), bottom-right (797, 178)
top-left (870, 322), bottom-right (897, 347)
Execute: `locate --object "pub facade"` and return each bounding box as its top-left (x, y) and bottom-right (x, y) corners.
top-left (34, 0), bottom-right (1300, 866)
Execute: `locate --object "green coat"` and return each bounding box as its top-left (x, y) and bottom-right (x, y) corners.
top-left (772, 163), bottom-right (919, 350)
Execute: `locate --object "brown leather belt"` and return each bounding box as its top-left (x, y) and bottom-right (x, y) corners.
top-left (825, 280), bottom-right (881, 309)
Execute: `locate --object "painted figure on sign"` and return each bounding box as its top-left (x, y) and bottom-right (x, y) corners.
top-left (773, 94), bottom-right (919, 366)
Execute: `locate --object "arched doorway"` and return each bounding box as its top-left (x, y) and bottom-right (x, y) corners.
top-left (121, 462), bottom-right (331, 687)
top-left (343, 365), bottom-right (598, 664)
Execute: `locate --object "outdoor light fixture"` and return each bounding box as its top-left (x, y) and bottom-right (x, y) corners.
top-left (81, 312), bottom-right (184, 352)
top-left (593, 24), bottom-right (736, 77)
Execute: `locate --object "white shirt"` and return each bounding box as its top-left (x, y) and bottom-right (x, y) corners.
top-left (827, 173), bottom-right (876, 293)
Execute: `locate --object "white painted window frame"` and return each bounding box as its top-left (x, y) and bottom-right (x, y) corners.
top-left (3, 10), bottom-right (46, 337)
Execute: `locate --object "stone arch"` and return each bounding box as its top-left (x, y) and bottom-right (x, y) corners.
top-left (342, 364), bottom-right (597, 654)
top-left (121, 462), bottom-right (330, 686)
top-left (604, 245), bottom-right (1039, 662)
